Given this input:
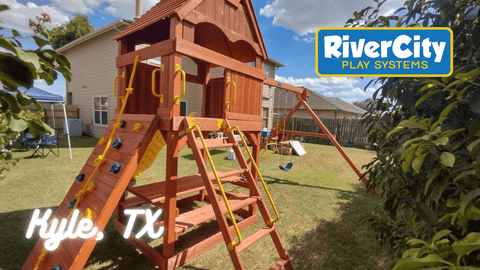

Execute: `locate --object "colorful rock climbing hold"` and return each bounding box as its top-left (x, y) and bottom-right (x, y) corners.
top-left (112, 138), bottom-right (122, 149)
top-left (133, 123), bottom-right (143, 132)
top-left (50, 266), bottom-right (61, 270)
top-left (109, 163), bottom-right (121, 173)
top-left (69, 199), bottom-right (77, 209)
top-left (120, 120), bottom-right (126, 127)
top-left (76, 173), bottom-right (85, 181)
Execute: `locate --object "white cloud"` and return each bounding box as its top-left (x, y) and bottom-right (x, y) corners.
top-left (0, 0), bottom-right (160, 35)
top-left (0, 0), bottom-right (69, 33)
top-left (275, 75), bottom-right (359, 92)
top-left (260, 0), bottom-right (403, 36)
top-left (99, 0), bottom-right (159, 19)
top-left (334, 86), bottom-right (376, 97)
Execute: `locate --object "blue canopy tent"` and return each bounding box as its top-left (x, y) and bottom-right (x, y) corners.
top-left (20, 87), bottom-right (73, 159)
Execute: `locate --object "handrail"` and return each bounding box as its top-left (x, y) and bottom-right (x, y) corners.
top-left (113, 73), bottom-right (125, 99)
top-left (227, 125), bottom-right (280, 226)
top-left (173, 64), bottom-right (186, 105)
top-left (152, 65), bottom-right (165, 103)
top-left (186, 123), bottom-right (243, 250)
top-left (225, 77), bottom-right (236, 109)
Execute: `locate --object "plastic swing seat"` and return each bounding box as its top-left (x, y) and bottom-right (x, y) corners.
top-left (279, 162), bottom-right (293, 171)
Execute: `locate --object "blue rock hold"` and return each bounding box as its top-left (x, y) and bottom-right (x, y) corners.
top-left (69, 199), bottom-right (77, 209)
top-left (76, 173), bottom-right (85, 181)
top-left (112, 138), bottom-right (122, 149)
top-left (109, 163), bottom-right (121, 173)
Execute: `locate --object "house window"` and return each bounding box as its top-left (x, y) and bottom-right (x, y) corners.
top-left (67, 92), bottom-right (72, 105)
top-left (264, 65), bottom-right (270, 75)
top-left (93, 96), bottom-right (108, 126)
top-left (262, 107), bottom-right (269, 128)
top-left (180, 101), bottom-right (187, 116)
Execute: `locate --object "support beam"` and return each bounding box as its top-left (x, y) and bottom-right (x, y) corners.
top-left (299, 99), bottom-right (376, 195)
top-left (116, 39), bottom-right (175, 68)
top-left (264, 78), bottom-right (304, 94)
top-left (175, 38), bottom-right (265, 80)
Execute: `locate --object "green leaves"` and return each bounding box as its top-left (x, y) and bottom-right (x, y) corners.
top-left (393, 254), bottom-right (453, 270)
top-left (416, 202), bottom-right (438, 225)
top-left (440, 152), bottom-right (455, 167)
top-left (347, 0), bottom-right (480, 268)
top-left (452, 233), bottom-right (480, 263)
top-left (0, 5), bottom-right (71, 174)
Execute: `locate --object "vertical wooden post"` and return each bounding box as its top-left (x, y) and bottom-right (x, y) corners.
top-left (199, 62), bottom-right (210, 117)
top-left (163, 131), bottom-right (179, 260)
top-left (117, 39), bottom-right (128, 114)
top-left (170, 16), bottom-right (183, 117)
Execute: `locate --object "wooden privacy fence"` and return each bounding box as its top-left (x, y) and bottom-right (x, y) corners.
top-left (276, 117), bottom-right (370, 148)
top-left (22, 104), bottom-right (79, 135)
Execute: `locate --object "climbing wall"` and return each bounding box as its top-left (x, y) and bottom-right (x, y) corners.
top-left (22, 114), bottom-right (160, 270)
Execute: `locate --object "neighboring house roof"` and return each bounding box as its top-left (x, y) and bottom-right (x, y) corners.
top-left (56, 19), bottom-right (132, 53)
top-left (274, 88), bottom-right (365, 115)
top-left (274, 88), bottom-right (338, 111)
top-left (327, 97), bottom-right (366, 115)
top-left (266, 57), bottom-right (284, 67)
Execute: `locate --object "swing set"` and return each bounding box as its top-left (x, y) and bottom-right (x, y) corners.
top-left (260, 83), bottom-right (377, 195)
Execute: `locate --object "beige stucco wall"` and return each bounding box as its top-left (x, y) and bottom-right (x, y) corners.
top-left (64, 27), bottom-right (125, 138)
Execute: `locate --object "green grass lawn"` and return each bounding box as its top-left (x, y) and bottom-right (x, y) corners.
top-left (0, 137), bottom-right (394, 270)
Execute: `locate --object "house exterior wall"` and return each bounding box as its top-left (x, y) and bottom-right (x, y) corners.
top-left (64, 27), bottom-right (126, 138)
top-left (262, 61), bottom-right (276, 129)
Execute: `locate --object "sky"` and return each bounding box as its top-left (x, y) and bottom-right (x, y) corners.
top-left (0, 0), bottom-right (405, 103)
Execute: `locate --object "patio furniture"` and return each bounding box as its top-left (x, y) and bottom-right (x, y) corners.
top-left (29, 133), bottom-right (59, 158)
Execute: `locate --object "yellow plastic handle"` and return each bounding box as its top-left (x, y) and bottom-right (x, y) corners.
top-left (262, 148), bottom-right (269, 158)
top-left (113, 73), bottom-right (125, 99)
top-left (227, 126), bottom-right (280, 226)
top-left (152, 65), bottom-right (164, 103)
top-left (173, 64), bottom-right (186, 105)
top-left (225, 77), bottom-right (236, 109)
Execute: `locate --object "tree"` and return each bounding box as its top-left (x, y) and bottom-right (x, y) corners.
top-left (353, 98), bottom-right (374, 111)
top-left (0, 5), bottom-right (71, 173)
top-left (48, 14), bottom-right (94, 50)
top-left (347, 0), bottom-right (480, 268)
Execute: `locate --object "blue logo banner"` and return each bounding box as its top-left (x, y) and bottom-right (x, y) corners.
top-left (316, 28), bottom-right (453, 77)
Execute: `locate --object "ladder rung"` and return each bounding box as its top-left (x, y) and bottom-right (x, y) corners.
top-left (237, 226), bottom-right (275, 253)
top-left (207, 169), bottom-right (248, 181)
top-left (195, 138), bottom-right (236, 149)
top-left (269, 258), bottom-right (291, 270)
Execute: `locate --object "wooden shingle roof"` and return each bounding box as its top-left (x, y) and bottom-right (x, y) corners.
top-left (115, 0), bottom-right (188, 40)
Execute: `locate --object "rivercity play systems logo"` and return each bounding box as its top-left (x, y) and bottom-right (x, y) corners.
top-left (316, 28), bottom-right (453, 77)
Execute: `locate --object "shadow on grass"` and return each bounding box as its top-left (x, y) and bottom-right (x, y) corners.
top-left (288, 185), bottom-right (395, 270)
top-left (263, 175), bottom-right (357, 194)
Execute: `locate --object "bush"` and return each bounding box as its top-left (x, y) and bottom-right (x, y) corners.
top-left (347, 0), bottom-right (480, 268)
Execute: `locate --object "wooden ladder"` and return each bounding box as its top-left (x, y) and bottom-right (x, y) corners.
top-left (185, 119), bottom-right (293, 270)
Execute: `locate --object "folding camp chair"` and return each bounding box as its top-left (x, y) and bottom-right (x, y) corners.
top-left (29, 133), bottom-right (59, 158)
top-left (42, 132), bottom-right (59, 157)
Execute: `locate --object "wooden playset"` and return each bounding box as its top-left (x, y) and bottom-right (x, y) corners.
top-left (22, 0), bottom-right (374, 269)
